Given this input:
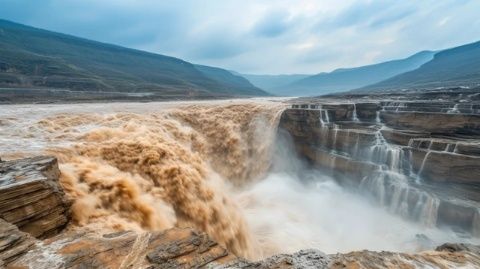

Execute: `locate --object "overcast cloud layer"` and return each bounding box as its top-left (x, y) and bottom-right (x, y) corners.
top-left (1, 0), bottom-right (480, 74)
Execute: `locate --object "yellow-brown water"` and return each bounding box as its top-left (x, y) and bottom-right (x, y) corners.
top-left (0, 99), bottom-right (284, 259)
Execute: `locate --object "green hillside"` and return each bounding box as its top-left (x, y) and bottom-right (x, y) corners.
top-left (358, 40), bottom-right (480, 91)
top-left (273, 51), bottom-right (435, 96)
top-left (0, 19), bottom-right (267, 99)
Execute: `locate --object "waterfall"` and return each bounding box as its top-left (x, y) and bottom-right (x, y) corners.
top-left (318, 105), bottom-right (330, 127)
top-left (418, 195), bottom-right (439, 227)
top-left (417, 151), bottom-right (432, 181)
top-left (324, 109), bottom-right (330, 123)
top-left (474, 209), bottom-right (480, 237)
top-left (331, 124), bottom-right (339, 154)
top-left (368, 128), bottom-right (405, 173)
top-left (352, 103), bottom-right (359, 122)
top-left (375, 111), bottom-right (381, 124)
top-left (319, 105), bottom-right (325, 126)
top-left (447, 104), bottom-right (459, 114)
top-left (360, 170), bottom-right (440, 227)
top-left (445, 143), bottom-right (455, 152)
top-left (453, 143), bottom-right (459, 153)
top-left (359, 123), bottom-right (442, 228)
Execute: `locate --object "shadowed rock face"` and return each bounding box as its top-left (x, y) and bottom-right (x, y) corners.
top-left (281, 97), bottom-right (480, 237)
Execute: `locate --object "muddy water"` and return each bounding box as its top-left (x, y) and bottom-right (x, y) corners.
top-left (0, 99), bottom-right (285, 259)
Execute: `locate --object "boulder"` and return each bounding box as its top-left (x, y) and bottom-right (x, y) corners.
top-left (0, 156), bottom-right (71, 238)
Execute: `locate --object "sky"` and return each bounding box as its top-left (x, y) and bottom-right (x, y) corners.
top-left (1, 0), bottom-right (480, 74)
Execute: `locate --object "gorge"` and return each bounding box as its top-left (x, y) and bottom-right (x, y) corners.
top-left (1, 92), bottom-right (480, 268)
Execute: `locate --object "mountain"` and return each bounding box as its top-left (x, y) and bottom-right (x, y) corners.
top-left (241, 74), bottom-right (310, 92)
top-left (357, 40), bottom-right (480, 92)
top-left (194, 65), bottom-right (264, 96)
top-left (272, 51), bottom-right (435, 96)
top-left (0, 19), bottom-right (267, 100)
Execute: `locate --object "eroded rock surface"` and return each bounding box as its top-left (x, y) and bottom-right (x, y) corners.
top-left (0, 156), bottom-right (71, 239)
top-left (9, 228), bottom-right (233, 269)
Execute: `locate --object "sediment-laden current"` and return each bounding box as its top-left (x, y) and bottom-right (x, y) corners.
top-left (0, 100), bottom-right (477, 261)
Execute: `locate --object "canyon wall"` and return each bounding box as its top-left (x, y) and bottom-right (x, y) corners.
top-left (279, 100), bottom-right (480, 236)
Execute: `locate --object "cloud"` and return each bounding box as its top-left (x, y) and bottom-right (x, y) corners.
top-left (252, 10), bottom-right (292, 38)
top-left (0, 0), bottom-right (479, 74)
top-left (187, 31), bottom-right (248, 60)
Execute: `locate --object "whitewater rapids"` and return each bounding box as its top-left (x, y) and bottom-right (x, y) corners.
top-left (0, 99), bottom-right (476, 260)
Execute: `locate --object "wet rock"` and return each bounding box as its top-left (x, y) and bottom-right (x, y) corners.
top-left (436, 243), bottom-right (480, 254)
top-left (0, 156), bottom-right (71, 238)
top-left (0, 218), bottom-right (37, 267)
top-left (380, 129), bottom-right (429, 146)
top-left (436, 201), bottom-right (478, 233)
top-left (410, 149), bottom-right (480, 184)
top-left (10, 228), bottom-right (233, 269)
top-left (221, 249), bottom-right (330, 269)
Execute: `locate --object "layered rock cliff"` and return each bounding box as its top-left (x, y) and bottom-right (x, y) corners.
top-left (0, 156), bottom-right (71, 238)
top-left (280, 97), bottom-right (480, 237)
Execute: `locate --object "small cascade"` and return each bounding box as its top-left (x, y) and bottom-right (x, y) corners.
top-left (416, 151), bottom-right (432, 181)
top-left (319, 107), bottom-right (325, 126)
top-left (447, 104), bottom-right (459, 114)
top-left (318, 105), bottom-right (330, 127)
top-left (445, 143), bottom-right (456, 152)
top-left (395, 102), bottom-right (406, 112)
top-left (352, 132), bottom-right (360, 158)
top-left (413, 193), bottom-right (439, 227)
top-left (360, 170), bottom-right (440, 227)
top-left (473, 209), bottom-right (480, 237)
top-left (324, 109), bottom-right (330, 123)
top-left (331, 124), bottom-right (339, 154)
top-left (375, 111), bottom-right (381, 124)
top-left (352, 103), bottom-right (359, 122)
top-left (453, 143), bottom-right (459, 153)
top-left (368, 128), bottom-right (405, 173)
top-left (361, 129), bottom-right (442, 228)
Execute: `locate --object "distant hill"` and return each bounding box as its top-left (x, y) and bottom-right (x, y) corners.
top-left (194, 65), bottom-right (264, 96)
top-left (0, 19), bottom-right (267, 99)
top-left (358, 40), bottom-right (480, 92)
top-left (241, 74), bottom-right (310, 92)
top-left (272, 51), bottom-right (435, 96)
